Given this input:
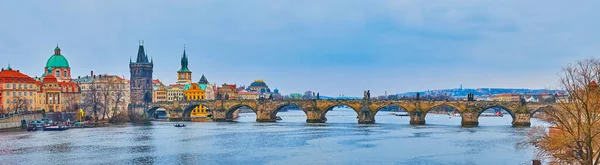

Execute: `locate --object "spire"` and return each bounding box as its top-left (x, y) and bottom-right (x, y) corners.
top-left (135, 41), bottom-right (148, 63)
top-left (178, 46), bottom-right (190, 73)
top-left (54, 44), bottom-right (61, 55)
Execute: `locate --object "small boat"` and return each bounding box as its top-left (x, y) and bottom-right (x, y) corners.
top-left (389, 112), bottom-right (409, 116)
top-left (43, 125), bottom-right (69, 131)
top-left (26, 125), bottom-right (38, 131)
top-left (276, 116), bottom-right (282, 120)
top-left (174, 124), bottom-right (186, 127)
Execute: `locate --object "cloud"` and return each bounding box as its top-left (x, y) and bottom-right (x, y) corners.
top-left (0, 0), bottom-right (598, 96)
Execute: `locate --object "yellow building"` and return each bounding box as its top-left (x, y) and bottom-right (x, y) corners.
top-left (184, 83), bottom-right (208, 119)
top-left (0, 65), bottom-right (38, 114)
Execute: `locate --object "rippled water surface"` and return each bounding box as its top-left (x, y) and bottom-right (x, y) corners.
top-left (0, 110), bottom-right (544, 165)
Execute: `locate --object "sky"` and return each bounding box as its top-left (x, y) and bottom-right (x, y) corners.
top-left (0, 0), bottom-right (599, 96)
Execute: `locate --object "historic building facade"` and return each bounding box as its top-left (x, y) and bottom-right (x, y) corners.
top-left (183, 83), bottom-right (208, 118)
top-left (0, 65), bottom-right (38, 114)
top-left (217, 83), bottom-right (238, 100)
top-left (198, 75), bottom-right (216, 100)
top-left (167, 84), bottom-right (185, 101)
top-left (152, 79), bottom-right (167, 102)
top-left (73, 72), bottom-right (130, 115)
top-left (38, 46), bottom-right (81, 113)
top-left (129, 43), bottom-right (154, 108)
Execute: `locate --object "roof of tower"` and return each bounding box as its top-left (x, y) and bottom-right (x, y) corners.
top-left (198, 74), bottom-right (209, 84)
top-left (178, 48), bottom-right (190, 73)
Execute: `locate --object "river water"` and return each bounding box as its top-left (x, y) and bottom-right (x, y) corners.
top-left (0, 109), bottom-right (544, 165)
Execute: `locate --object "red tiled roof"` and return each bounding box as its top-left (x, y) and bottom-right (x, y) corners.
top-left (0, 69), bottom-right (36, 83)
top-left (152, 79), bottom-right (163, 85)
top-left (43, 74), bottom-right (58, 83)
top-left (59, 82), bottom-right (77, 92)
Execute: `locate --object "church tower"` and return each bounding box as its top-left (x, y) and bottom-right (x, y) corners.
top-left (177, 46), bottom-right (192, 84)
top-left (129, 41), bottom-right (154, 107)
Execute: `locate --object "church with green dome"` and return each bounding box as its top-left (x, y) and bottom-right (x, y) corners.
top-left (44, 45), bottom-right (72, 82)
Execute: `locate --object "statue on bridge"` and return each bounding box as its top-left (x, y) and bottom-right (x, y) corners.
top-left (225, 93), bottom-right (230, 100)
top-left (363, 90), bottom-right (371, 100)
top-left (317, 93), bottom-right (320, 100)
top-left (217, 93), bottom-right (222, 100)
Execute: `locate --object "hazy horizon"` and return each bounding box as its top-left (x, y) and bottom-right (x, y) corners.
top-left (1, 1), bottom-right (598, 96)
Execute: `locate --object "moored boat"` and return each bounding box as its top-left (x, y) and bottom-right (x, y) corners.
top-left (43, 125), bottom-right (69, 131)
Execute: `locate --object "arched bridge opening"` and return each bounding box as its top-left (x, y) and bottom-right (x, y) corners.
top-left (226, 104), bottom-right (257, 122)
top-left (147, 106), bottom-right (168, 119)
top-left (477, 106), bottom-right (516, 126)
top-left (182, 104), bottom-right (212, 121)
top-left (272, 103), bottom-right (306, 123)
top-left (373, 105), bottom-right (410, 124)
top-left (425, 104), bottom-right (461, 125)
top-left (321, 104), bottom-right (360, 123)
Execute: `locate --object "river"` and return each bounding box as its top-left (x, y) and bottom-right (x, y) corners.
top-left (0, 109), bottom-right (545, 165)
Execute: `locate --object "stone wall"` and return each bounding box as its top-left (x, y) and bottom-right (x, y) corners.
top-left (0, 113), bottom-right (42, 130)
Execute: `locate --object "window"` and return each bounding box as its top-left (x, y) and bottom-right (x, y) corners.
top-left (18, 84), bottom-right (22, 89)
top-left (56, 70), bottom-right (60, 77)
top-left (5, 84), bottom-right (8, 88)
top-left (6, 100), bottom-right (9, 104)
top-left (64, 71), bottom-right (67, 77)
top-left (13, 84), bottom-right (16, 89)
top-left (6, 92), bottom-right (9, 96)
top-left (29, 85), bottom-right (32, 88)
top-left (24, 92), bottom-right (27, 96)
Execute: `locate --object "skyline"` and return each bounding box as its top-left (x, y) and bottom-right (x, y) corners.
top-left (1, 1), bottom-right (599, 96)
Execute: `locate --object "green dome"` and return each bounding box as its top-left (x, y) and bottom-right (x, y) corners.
top-left (46, 54), bottom-right (70, 68)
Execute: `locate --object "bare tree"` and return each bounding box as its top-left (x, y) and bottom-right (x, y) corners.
top-left (526, 58), bottom-right (600, 165)
top-left (99, 79), bottom-right (112, 121)
top-left (83, 80), bottom-right (102, 122)
top-left (108, 77), bottom-right (127, 123)
top-left (12, 96), bottom-right (30, 114)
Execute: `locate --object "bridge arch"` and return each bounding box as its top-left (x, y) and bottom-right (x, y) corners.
top-left (147, 106), bottom-right (169, 119)
top-left (425, 104), bottom-right (461, 114)
top-left (182, 103), bottom-right (212, 120)
top-left (373, 104), bottom-right (410, 117)
top-left (225, 104), bottom-right (257, 120)
top-left (321, 103), bottom-right (361, 120)
top-left (271, 103), bottom-right (307, 120)
top-left (530, 106), bottom-right (557, 118)
top-left (477, 105), bottom-right (516, 119)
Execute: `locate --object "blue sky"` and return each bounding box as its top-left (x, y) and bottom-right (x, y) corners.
top-left (0, 1), bottom-right (598, 96)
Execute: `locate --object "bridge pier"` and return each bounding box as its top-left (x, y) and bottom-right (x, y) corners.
top-left (512, 113), bottom-right (531, 127)
top-left (358, 110), bottom-right (375, 124)
top-left (212, 109), bottom-right (228, 122)
top-left (461, 112), bottom-right (479, 127)
top-left (409, 111), bottom-right (426, 125)
top-left (305, 109), bottom-right (325, 123)
top-left (256, 110), bottom-right (276, 122)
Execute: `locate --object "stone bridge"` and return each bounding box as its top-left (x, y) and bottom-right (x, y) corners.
top-left (147, 99), bottom-right (557, 127)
